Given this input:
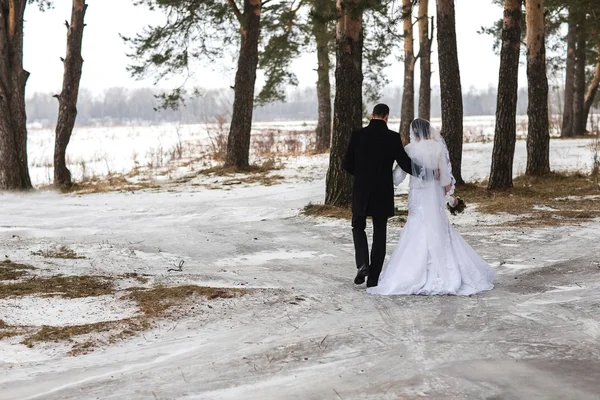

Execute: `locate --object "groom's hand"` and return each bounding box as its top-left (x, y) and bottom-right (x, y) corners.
top-left (435, 169), bottom-right (441, 181)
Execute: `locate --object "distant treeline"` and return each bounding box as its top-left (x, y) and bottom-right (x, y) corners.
top-left (26, 85), bottom-right (539, 128)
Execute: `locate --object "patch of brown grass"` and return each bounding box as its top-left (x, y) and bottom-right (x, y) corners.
top-left (62, 175), bottom-right (160, 194)
top-left (177, 159), bottom-right (285, 186)
top-left (32, 246), bottom-right (84, 259)
top-left (302, 203), bottom-right (353, 219)
top-left (0, 328), bottom-right (23, 340)
top-left (67, 340), bottom-right (97, 356)
top-left (0, 319), bottom-right (27, 340)
top-left (121, 272), bottom-right (150, 284)
top-left (127, 285), bottom-right (244, 319)
top-left (199, 159), bottom-right (283, 176)
top-left (459, 172), bottom-right (600, 226)
top-left (222, 174), bottom-right (285, 187)
top-left (0, 259), bottom-right (36, 281)
top-left (0, 275), bottom-right (115, 299)
top-left (21, 322), bottom-right (114, 347)
top-left (17, 284), bottom-right (247, 352)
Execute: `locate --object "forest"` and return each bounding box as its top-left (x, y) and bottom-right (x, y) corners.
top-left (2, 2), bottom-right (600, 396)
top-left (25, 85), bottom-right (533, 125)
top-left (1, 0), bottom-right (599, 197)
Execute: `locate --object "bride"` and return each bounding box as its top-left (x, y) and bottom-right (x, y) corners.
top-left (367, 119), bottom-right (495, 296)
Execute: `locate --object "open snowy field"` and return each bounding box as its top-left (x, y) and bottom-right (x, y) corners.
top-left (1, 120), bottom-right (599, 399)
top-left (26, 116), bottom-right (597, 186)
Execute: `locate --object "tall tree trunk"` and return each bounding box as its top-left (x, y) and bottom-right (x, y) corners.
top-left (488, 0), bottom-right (522, 190)
top-left (0, 0), bottom-right (32, 190)
top-left (399, 0), bottom-right (415, 144)
top-left (525, 0), bottom-right (550, 176)
top-left (313, 0), bottom-right (332, 152)
top-left (54, 0), bottom-right (87, 189)
top-left (436, 0), bottom-right (463, 184)
top-left (573, 13), bottom-right (587, 136)
top-left (225, 0), bottom-right (261, 169)
top-left (583, 47), bottom-right (600, 126)
top-left (561, 8), bottom-right (576, 138)
top-left (418, 0), bottom-right (432, 121)
top-left (325, 0), bottom-right (362, 207)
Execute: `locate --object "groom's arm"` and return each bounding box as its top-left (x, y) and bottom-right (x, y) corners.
top-left (394, 138), bottom-right (416, 175)
top-left (343, 131), bottom-right (356, 176)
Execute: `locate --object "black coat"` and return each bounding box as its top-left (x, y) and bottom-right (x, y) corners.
top-left (342, 119), bottom-right (414, 217)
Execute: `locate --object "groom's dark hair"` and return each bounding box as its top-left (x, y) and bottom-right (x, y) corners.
top-left (372, 103), bottom-right (390, 118)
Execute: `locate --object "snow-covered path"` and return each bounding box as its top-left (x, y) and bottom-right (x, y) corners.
top-left (1, 174), bottom-right (600, 399)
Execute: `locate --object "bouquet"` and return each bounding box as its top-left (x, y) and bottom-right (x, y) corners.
top-left (447, 196), bottom-right (466, 215)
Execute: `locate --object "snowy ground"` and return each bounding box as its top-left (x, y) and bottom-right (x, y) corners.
top-left (27, 118), bottom-right (597, 188)
top-left (1, 122), bottom-right (599, 399)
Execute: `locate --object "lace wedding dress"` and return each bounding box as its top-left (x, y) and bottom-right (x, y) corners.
top-left (367, 119), bottom-right (495, 296)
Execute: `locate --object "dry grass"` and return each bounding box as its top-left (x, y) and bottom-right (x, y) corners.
top-left (222, 174), bottom-right (285, 187)
top-left (0, 328), bottom-right (24, 340)
top-left (0, 319), bottom-right (26, 340)
top-left (21, 322), bottom-right (115, 347)
top-left (459, 172), bottom-right (600, 226)
top-left (32, 246), bottom-right (85, 259)
top-left (199, 159), bottom-right (283, 176)
top-left (63, 174), bottom-right (160, 194)
top-left (16, 284), bottom-right (246, 352)
top-left (121, 272), bottom-right (151, 284)
top-left (0, 259), bottom-right (36, 281)
top-left (67, 340), bottom-right (97, 356)
top-left (302, 203), bottom-right (353, 219)
top-left (126, 285), bottom-right (244, 319)
top-left (177, 159), bottom-right (285, 186)
top-left (0, 275), bottom-right (115, 299)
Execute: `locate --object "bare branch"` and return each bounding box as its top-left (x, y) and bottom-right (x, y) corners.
top-left (227, 0), bottom-right (242, 25)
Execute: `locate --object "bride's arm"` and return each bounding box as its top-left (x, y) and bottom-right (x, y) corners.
top-left (438, 149), bottom-right (454, 198)
top-left (393, 164), bottom-right (408, 186)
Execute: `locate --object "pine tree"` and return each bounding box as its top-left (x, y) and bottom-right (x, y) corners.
top-left (399, 0), bottom-right (415, 143)
top-left (124, 0), bottom-right (306, 169)
top-left (325, 0), bottom-right (362, 207)
top-left (561, 8), bottom-right (576, 138)
top-left (488, 0), bottom-right (522, 189)
top-left (525, 0), bottom-right (550, 176)
top-left (54, 0), bottom-right (87, 189)
top-left (417, 0), bottom-right (433, 121)
top-left (436, 0), bottom-right (464, 184)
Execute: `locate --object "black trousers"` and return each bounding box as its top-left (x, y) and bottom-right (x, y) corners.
top-left (351, 214), bottom-right (388, 286)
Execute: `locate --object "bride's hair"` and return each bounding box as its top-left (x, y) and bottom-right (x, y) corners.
top-left (410, 118), bottom-right (432, 140)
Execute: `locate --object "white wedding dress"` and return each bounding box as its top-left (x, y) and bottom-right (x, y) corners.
top-left (367, 121), bottom-right (495, 296)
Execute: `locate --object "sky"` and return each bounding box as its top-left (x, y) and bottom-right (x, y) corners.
top-left (23, 0), bottom-right (527, 97)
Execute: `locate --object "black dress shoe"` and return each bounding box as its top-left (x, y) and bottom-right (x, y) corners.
top-left (354, 264), bottom-right (369, 285)
top-left (366, 281), bottom-right (378, 288)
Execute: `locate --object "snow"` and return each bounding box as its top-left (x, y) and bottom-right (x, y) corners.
top-left (0, 295), bottom-right (138, 327)
top-left (26, 117), bottom-right (597, 187)
top-left (1, 121), bottom-right (600, 399)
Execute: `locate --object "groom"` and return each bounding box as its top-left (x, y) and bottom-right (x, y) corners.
top-left (343, 104), bottom-right (430, 288)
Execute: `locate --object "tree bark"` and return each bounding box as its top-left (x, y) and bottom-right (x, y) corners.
top-left (225, 0), bottom-right (261, 169)
top-left (313, 0), bottom-right (332, 152)
top-left (418, 0), bottom-right (432, 121)
top-left (560, 8), bottom-right (576, 138)
top-left (54, 0), bottom-right (87, 189)
top-left (583, 47), bottom-right (600, 126)
top-left (572, 13), bottom-right (587, 136)
top-left (325, 0), bottom-right (362, 207)
top-left (0, 0), bottom-right (32, 190)
top-left (488, 0), bottom-right (522, 190)
top-left (436, 0), bottom-right (463, 184)
top-left (399, 0), bottom-right (415, 144)
top-left (525, 0), bottom-right (550, 176)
